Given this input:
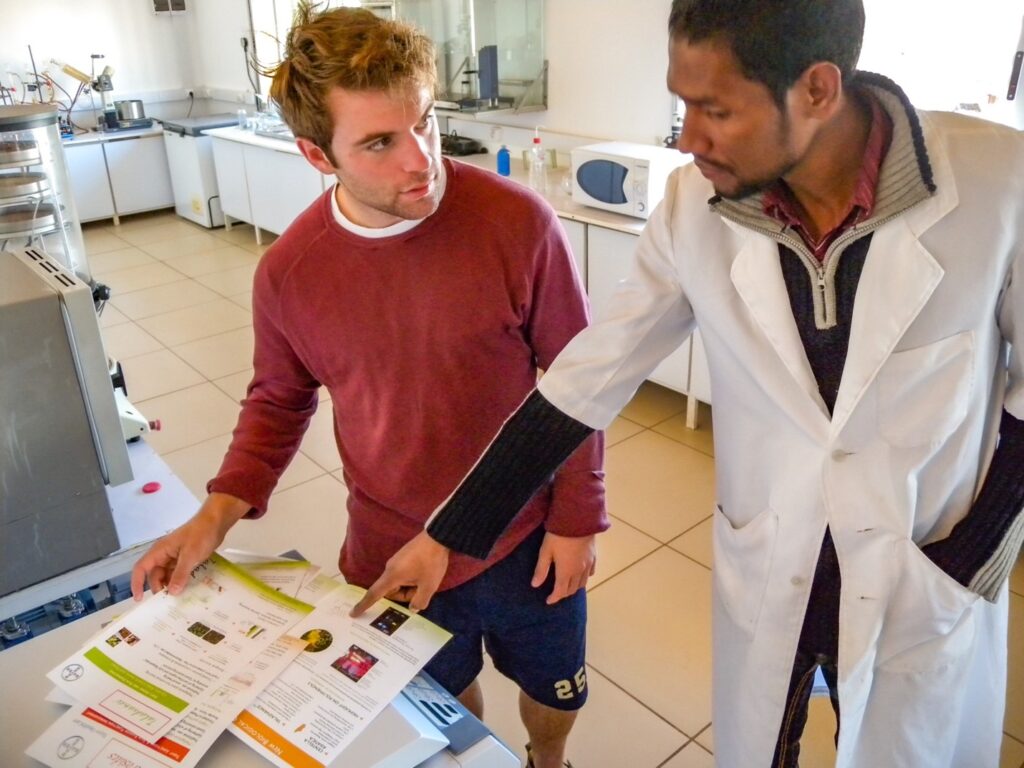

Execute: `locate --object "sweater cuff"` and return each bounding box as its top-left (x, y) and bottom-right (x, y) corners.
top-left (922, 409), bottom-right (1024, 602)
top-left (427, 389), bottom-right (594, 559)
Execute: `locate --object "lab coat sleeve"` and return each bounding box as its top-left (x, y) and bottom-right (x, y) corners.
top-left (920, 222), bottom-right (1024, 601)
top-left (539, 168), bottom-right (697, 430)
top-left (1000, 239), bottom-right (1024, 420)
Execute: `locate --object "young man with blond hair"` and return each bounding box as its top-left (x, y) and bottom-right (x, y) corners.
top-left (131, 6), bottom-right (606, 767)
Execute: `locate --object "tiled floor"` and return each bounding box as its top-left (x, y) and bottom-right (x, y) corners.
top-left (87, 210), bottom-right (1024, 768)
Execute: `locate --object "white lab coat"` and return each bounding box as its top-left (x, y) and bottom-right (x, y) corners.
top-left (540, 104), bottom-right (1024, 766)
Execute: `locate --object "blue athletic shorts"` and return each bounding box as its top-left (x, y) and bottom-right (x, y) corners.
top-left (421, 525), bottom-right (589, 711)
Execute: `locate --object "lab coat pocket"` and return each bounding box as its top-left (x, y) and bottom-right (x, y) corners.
top-left (712, 504), bottom-right (778, 637)
top-left (874, 537), bottom-right (980, 672)
top-left (876, 331), bottom-right (974, 448)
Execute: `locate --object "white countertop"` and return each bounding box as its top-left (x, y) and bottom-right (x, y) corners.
top-left (206, 124), bottom-right (304, 155)
top-left (62, 124), bottom-right (166, 146)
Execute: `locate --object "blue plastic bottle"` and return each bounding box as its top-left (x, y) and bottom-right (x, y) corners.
top-left (497, 145), bottom-right (511, 176)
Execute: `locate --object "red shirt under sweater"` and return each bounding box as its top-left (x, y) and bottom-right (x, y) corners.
top-left (209, 158), bottom-right (607, 591)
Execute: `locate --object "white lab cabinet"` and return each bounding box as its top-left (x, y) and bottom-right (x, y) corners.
top-left (244, 144), bottom-right (324, 235)
top-left (62, 142), bottom-right (115, 223)
top-left (586, 224), bottom-right (691, 395)
top-left (103, 133), bottom-right (175, 216)
top-left (557, 216), bottom-right (587, 285)
top-left (210, 136), bottom-right (252, 226)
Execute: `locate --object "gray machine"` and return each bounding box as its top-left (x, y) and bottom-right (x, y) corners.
top-left (0, 249), bottom-right (132, 597)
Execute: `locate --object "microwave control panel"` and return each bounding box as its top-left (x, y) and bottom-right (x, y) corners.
top-left (632, 161), bottom-right (650, 214)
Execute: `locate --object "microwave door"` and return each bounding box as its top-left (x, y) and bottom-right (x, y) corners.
top-left (577, 159), bottom-right (629, 207)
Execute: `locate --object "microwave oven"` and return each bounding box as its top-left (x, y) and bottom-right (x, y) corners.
top-left (570, 141), bottom-right (691, 219)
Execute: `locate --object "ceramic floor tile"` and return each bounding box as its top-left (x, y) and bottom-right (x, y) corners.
top-left (138, 232), bottom-right (232, 261)
top-left (223, 474), bottom-right (349, 576)
top-left (159, 244), bottom-right (261, 278)
top-left (620, 382), bottom-right (689, 427)
top-left (109, 279), bottom-right (220, 320)
top-left (668, 517), bottom-right (713, 570)
top-left (586, 547), bottom-right (713, 736)
top-left (195, 263), bottom-right (258, 296)
top-left (214, 223), bottom-right (260, 243)
top-left (112, 219), bottom-right (208, 246)
top-left (605, 416), bottom-right (646, 447)
top-left (215, 223), bottom-right (276, 251)
top-left (135, 382), bottom-right (242, 454)
top-left (475, 657), bottom-right (688, 768)
top-left (1007, 590), bottom-right (1024, 741)
top-left (660, 742), bottom-right (714, 768)
top-left (1011, 554), bottom-right (1023, 597)
top-left (693, 724), bottom-right (712, 752)
top-left (171, 326), bottom-right (255, 380)
top-left (161, 433), bottom-right (233, 500)
top-left (101, 261), bottom-right (189, 294)
top-left (228, 291), bottom-right (253, 311)
top-left (212, 369), bottom-right (254, 404)
top-left (88, 246), bottom-right (158, 275)
top-left (1001, 734), bottom-right (1024, 768)
top-left (605, 430), bottom-right (716, 543)
top-left (137, 299), bottom-right (252, 347)
top-left (798, 696), bottom-right (839, 767)
top-left (276, 451), bottom-right (330, 493)
top-left (690, 698), bottom-right (837, 768)
top-left (102, 321), bottom-right (164, 360)
top-left (161, 434), bottom-right (326, 501)
top-left (652, 402), bottom-right (715, 458)
top-left (97, 303), bottom-right (130, 328)
top-left (588, 516), bottom-right (661, 590)
top-left (118, 348), bottom-right (205, 402)
top-left (299, 404), bottom-right (343, 472)
top-left (103, 210), bottom-right (179, 234)
top-left (82, 226), bottom-right (131, 255)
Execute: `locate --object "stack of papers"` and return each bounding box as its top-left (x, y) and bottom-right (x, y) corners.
top-left (25, 552), bottom-right (452, 768)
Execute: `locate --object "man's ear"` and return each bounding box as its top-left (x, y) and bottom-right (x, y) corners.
top-left (791, 61), bottom-right (843, 121)
top-left (296, 137), bottom-right (336, 175)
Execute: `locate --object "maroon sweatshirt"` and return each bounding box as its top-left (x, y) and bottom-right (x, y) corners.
top-left (209, 158), bottom-right (607, 591)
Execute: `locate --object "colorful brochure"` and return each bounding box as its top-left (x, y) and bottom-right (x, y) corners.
top-left (45, 553), bottom-right (313, 742)
top-left (27, 634), bottom-right (307, 768)
top-left (230, 583), bottom-right (452, 768)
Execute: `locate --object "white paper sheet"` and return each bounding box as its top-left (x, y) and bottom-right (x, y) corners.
top-left (45, 554), bottom-right (313, 742)
top-left (230, 583), bottom-right (451, 768)
top-left (28, 634), bottom-right (308, 768)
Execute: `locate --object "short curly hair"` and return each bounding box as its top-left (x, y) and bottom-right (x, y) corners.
top-left (668, 0), bottom-right (864, 108)
top-left (266, 2), bottom-right (437, 163)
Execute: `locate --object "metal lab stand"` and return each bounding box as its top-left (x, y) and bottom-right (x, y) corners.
top-left (0, 104), bottom-right (92, 283)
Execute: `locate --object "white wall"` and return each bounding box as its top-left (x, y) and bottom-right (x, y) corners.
top-left (861, 0), bottom-right (1023, 128)
top-left (0, 0), bottom-right (195, 104)
top-left (188, 0), bottom-right (255, 100)
top-left (484, 0), bottom-right (674, 146)
top-left (0, 0), bottom-right (255, 110)
top-left (3, 1), bottom-right (1018, 132)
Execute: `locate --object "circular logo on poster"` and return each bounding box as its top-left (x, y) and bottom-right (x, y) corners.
top-left (300, 628), bottom-right (333, 652)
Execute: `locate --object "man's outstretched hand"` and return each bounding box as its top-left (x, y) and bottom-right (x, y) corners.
top-left (350, 531), bottom-right (450, 616)
top-left (129, 493), bottom-right (249, 600)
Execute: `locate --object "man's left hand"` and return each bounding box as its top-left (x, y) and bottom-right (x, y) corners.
top-left (531, 532), bottom-right (597, 605)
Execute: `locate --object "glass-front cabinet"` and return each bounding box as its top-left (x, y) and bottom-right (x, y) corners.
top-left (396, 0), bottom-right (546, 112)
top-left (249, 0), bottom-right (546, 114)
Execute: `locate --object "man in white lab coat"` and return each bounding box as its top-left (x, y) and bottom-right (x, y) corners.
top-left (353, 0), bottom-right (1024, 765)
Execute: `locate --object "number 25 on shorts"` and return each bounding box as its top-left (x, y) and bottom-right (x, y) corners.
top-left (554, 666), bottom-right (587, 700)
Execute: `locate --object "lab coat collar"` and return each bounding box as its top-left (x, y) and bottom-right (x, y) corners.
top-left (720, 74), bottom-right (959, 438)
